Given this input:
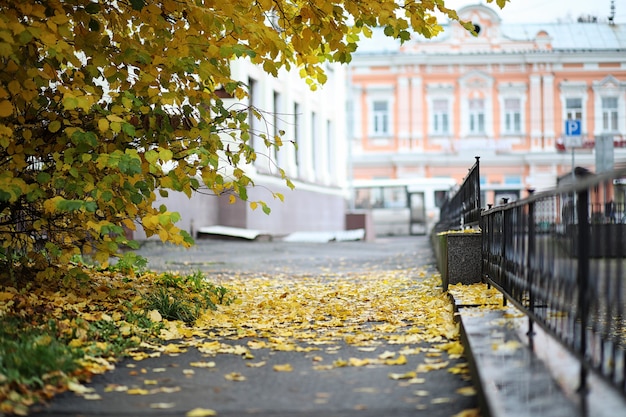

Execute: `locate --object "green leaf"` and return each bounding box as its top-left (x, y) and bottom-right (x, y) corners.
top-left (84, 201), bottom-right (98, 212)
top-left (129, 0), bottom-right (145, 11)
top-left (85, 3), bottom-right (101, 13)
top-left (18, 30), bottom-right (33, 45)
top-left (399, 30), bottom-right (411, 43)
top-left (57, 199), bottom-right (84, 212)
top-left (0, 189), bottom-right (11, 202)
top-left (36, 172), bottom-right (51, 184)
top-left (158, 214), bottom-right (170, 226)
top-left (101, 190), bottom-right (113, 202)
top-left (63, 97), bottom-right (78, 110)
top-left (48, 120), bottom-right (62, 133)
top-left (158, 149), bottom-right (173, 161)
top-left (145, 149), bottom-right (159, 164)
top-left (122, 123), bottom-right (136, 137)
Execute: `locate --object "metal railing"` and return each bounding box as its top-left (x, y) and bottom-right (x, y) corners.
top-left (435, 156), bottom-right (482, 232)
top-left (482, 167), bottom-right (626, 410)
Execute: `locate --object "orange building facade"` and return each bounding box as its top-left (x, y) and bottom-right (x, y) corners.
top-left (349, 4), bottom-right (626, 206)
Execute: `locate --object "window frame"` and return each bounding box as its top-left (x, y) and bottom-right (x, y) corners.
top-left (371, 99), bottom-right (390, 136)
top-left (431, 98), bottom-right (451, 135)
top-left (468, 98), bottom-right (486, 135)
top-left (601, 96), bottom-right (619, 133)
top-left (503, 97), bottom-right (522, 134)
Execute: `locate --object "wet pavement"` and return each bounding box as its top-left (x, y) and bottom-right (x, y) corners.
top-left (28, 235), bottom-right (626, 417)
top-left (30, 236), bottom-right (477, 417)
top-left (130, 235), bottom-right (438, 276)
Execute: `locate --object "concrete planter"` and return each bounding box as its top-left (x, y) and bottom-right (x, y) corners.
top-left (435, 231), bottom-right (482, 291)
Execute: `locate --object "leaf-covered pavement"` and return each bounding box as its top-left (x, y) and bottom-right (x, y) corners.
top-left (4, 238), bottom-right (482, 416)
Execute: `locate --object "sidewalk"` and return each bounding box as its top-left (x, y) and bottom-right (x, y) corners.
top-left (26, 235), bottom-right (626, 417)
top-left (28, 236), bottom-right (474, 417)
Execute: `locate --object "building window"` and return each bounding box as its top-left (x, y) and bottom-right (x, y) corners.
top-left (602, 97), bottom-right (619, 132)
top-left (272, 91), bottom-right (280, 161)
top-left (293, 102), bottom-right (300, 170)
top-left (565, 97), bottom-right (583, 121)
top-left (326, 120), bottom-right (334, 179)
top-left (432, 99), bottom-right (450, 135)
top-left (248, 77), bottom-right (261, 164)
top-left (503, 98), bottom-right (521, 134)
top-left (311, 111), bottom-right (317, 177)
top-left (468, 98), bottom-right (485, 134)
top-left (372, 100), bottom-right (389, 135)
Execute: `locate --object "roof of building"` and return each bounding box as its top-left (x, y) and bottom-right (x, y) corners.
top-left (503, 22), bottom-right (626, 50)
top-left (354, 4), bottom-right (626, 55)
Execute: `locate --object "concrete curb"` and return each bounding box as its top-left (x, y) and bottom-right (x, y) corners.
top-left (452, 295), bottom-right (580, 417)
top-left (453, 295), bottom-right (626, 417)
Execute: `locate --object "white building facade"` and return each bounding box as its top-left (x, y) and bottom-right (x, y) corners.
top-left (135, 59), bottom-right (348, 239)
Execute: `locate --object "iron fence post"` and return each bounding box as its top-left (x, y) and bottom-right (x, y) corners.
top-left (576, 187), bottom-right (590, 413)
top-left (527, 189), bottom-right (536, 352)
top-left (501, 205), bottom-right (508, 307)
top-left (475, 156), bottom-right (482, 230)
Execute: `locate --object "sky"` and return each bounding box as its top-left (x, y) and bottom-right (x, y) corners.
top-left (443, 0), bottom-right (625, 24)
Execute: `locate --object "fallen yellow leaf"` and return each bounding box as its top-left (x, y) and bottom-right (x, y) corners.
top-left (150, 403), bottom-right (176, 409)
top-left (492, 340), bottom-right (522, 352)
top-left (224, 372), bottom-right (246, 381)
top-left (67, 381), bottom-right (95, 395)
top-left (452, 409), bottom-right (481, 417)
top-left (126, 388), bottom-right (150, 395)
top-left (431, 397), bottom-right (452, 404)
top-left (273, 363), bottom-right (293, 372)
top-left (389, 371), bottom-right (417, 380)
top-left (385, 354), bottom-right (407, 365)
top-left (0, 291), bottom-right (14, 301)
top-left (456, 386), bottom-right (477, 396)
top-left (186, 408), bottom-right (218, 417)
top-left (148, 309), bottom-right (162, 322)
top-left (190, 361), bottom-right (216, 368)
top-left (378, 351), bottom-right (396, 359)
top-left (348, 358), bottom-right (370, 367)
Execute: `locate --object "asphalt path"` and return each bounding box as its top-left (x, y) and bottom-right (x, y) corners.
top-left (30, 236), bottom-right (479, 417)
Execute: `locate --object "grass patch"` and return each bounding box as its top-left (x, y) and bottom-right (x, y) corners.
top-left (145, 271), bottom-right (235, 323)
top-left (0, 257), bottom-right (234, 414)
top-left (0, 318), bottom-right (82, 388)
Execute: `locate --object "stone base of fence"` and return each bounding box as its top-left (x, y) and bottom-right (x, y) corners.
top-left (434, 231), bottom-right (482, 291)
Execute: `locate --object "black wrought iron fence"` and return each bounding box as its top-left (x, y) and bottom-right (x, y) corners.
top-left (435, 156), bottom-right (482, 233)
top-left (482, 167), bottom-right (626, 409)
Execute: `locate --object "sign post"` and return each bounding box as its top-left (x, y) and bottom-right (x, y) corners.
top-left (565, 120), bottom-right (582, 182)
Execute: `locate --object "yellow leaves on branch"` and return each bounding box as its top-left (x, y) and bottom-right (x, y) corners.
top-left (0, 0), bottom-right (491, 269)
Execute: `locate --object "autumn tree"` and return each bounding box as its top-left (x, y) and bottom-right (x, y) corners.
top-left (0, 0), bottom-right (506, 280)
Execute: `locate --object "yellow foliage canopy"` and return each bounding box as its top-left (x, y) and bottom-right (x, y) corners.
top-left (0, 0), bottom-right (506, 277)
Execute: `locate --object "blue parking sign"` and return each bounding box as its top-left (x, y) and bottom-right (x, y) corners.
top-left (565, 119), bottom-right (581, 136)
